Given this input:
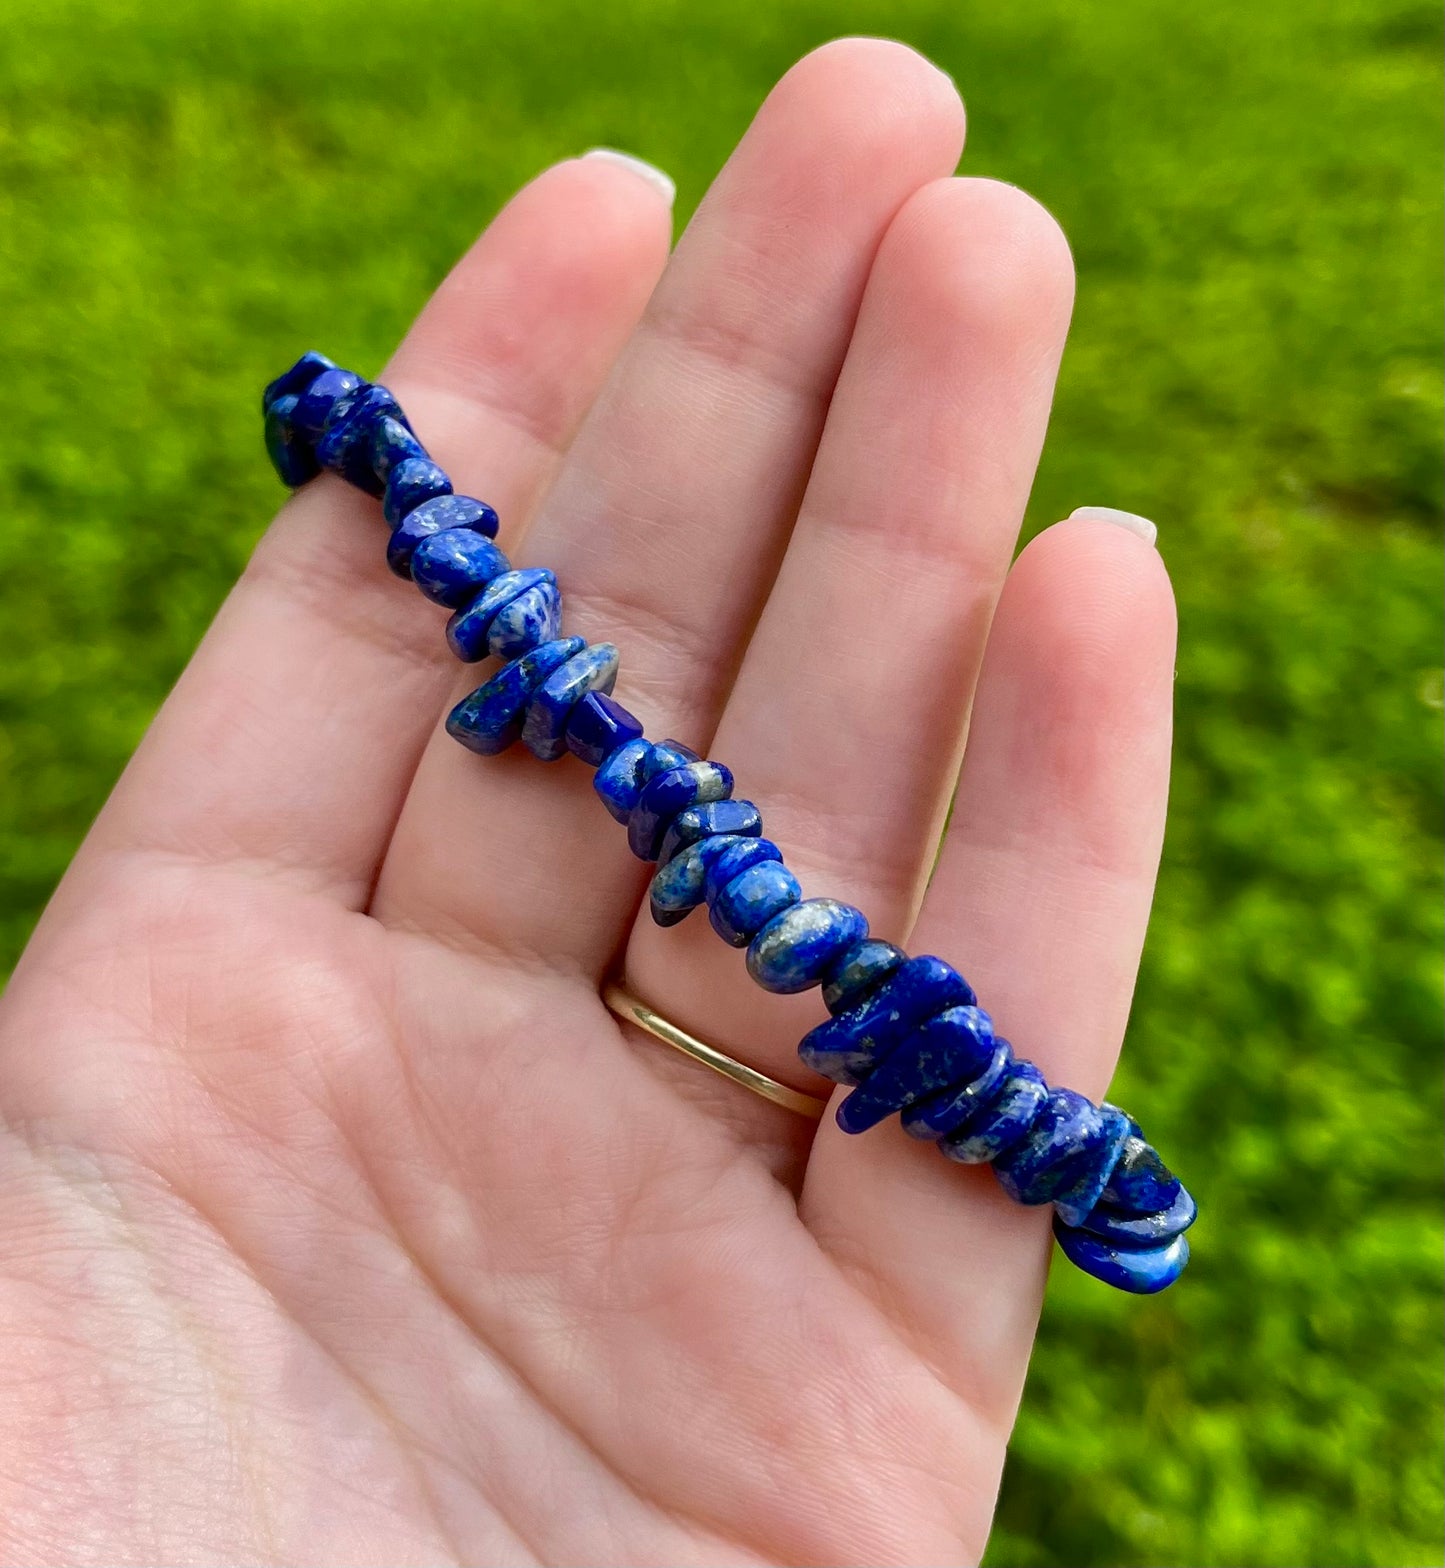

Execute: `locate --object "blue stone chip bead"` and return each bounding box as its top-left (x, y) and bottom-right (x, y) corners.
top-left (592, 740), bottom-right (698, 827)
top-left (594, 738), bottom-right (655, 823)
top-left (1099, 1134), bottom-right (1182, 1215)
top-left (522, 643), bottom-right (620, 761)
top-left (710, 860), bottom-right (801, 947)
top-left (370, 414), bottom-right (427, 482)
top-left (488, 581), bottom-right (563, 659)
top-left (648, 740), bottom-right (701, 772)
top-left (648, 839), bottom-right (716, 926)
top-left (901, 1039), bottom-right (1013, 1140)
top-left (1048, 1103), bottom-right (1135, 1227)
top-left (409, 529), bottom-right (510, 609)
top-left (388, 494), bottom-right (501, 579)
top-left (940, 1060), bottom-right (1049, 1164)
top-left (647, 836), bottom-right (780, 930)
top-left (836, 1004), bottom-right (999, 1135)
top-left (647, 833), bottom-right (759, 926)
top-left (263, 350), bottom-right (336, 414)
top-left (1053, 1224), bottom-right (1190, 1295)
top-left (702, 836), bottom-right (783, 904)
top-left (659, 798), bottom-right (763, 865)
top-left (991, 1086), bottom-right (1102, 1205)
top-left (992, 1090), bottom-right (1132, 1227)
top-left (446, 568), bottom-right (555, 660)
top-left (1078, 1184), bottom-right (1197, 1250)
top-left (628, 761), bottom-right (734, 861)
top-left (746, 899), bottom-right (868, 995)
top-left (648, 742), bottom-right (702, 788)
top-left (263, 393), bottom-right (320, 488)
top-left (798, 955), bottom-right (976, 1085)
top-left (446, 636), bottom-right (584, 755)
top-left (565, 692), bottom-right (645, 767)
top-left (822, 939), bottom-right (907, 1017)
top-left (293, 367), bottom-right (365, 437)
top-left (594, 738), bottom-right (698, 824)
top-left (383, 457), bottom-right (453, 527)
top-left (316, 384), bottom-right (410, 496)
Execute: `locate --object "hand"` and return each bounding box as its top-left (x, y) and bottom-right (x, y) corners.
top-left (0, 39), bottom-right (1175, 1566)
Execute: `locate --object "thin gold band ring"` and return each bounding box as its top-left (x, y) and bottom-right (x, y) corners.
top-left (602, 982), bottom-right (827, 1121)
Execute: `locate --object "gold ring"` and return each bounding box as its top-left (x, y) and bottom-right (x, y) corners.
top-left (602, 983), bottom-right (827, 1120)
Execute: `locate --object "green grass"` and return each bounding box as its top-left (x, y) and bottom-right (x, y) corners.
top-left (0, 0), bottom-right (1440, 1562)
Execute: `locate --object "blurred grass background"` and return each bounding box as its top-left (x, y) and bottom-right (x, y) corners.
top-left (0, 0), bottom-right (1440, 1562)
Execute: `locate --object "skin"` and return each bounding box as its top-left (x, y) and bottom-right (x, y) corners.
top-left (0, 39), bottom-right (1177, 1567)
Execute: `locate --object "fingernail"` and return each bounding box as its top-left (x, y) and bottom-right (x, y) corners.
top-left (1068, 505), bottom-right (1158, 548)
top-left (582, 148), bottom-right (676, 208)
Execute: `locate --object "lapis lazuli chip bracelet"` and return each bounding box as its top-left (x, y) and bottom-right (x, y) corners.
top-left (262, 351), bottom-right (1196, 1294)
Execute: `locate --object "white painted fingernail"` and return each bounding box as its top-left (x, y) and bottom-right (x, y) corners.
top-left (582, 148), bottom-right (675, 207)
top-left (1069, 505), bottom-right (1158, 548)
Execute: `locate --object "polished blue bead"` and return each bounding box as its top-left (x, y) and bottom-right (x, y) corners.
top-left (316, 384), bottom-right (408, 496)
top-left (389, 494), bottom-right (501, 579)
top-left (746, 899), bottom-right (867, 995)
top-left (836, 1005), bottom-right (998, 1135)
top-left (822, 939), bottom-right (907, 1016)
top-left (1049, 1102), bottom-right (1135, 1227)
top-left (1053, 1225), bottom-right (1190, 1294)
top-left (901, 1040), bottom-right (1013, 1140)
top-left (659, 799), bottom-right (762, 865)
top-left (595, 739), bottom-right (700, 823)
top-left (991, 1086), bottom-right (1097, 1201)
top-left (446, 568), bottom-right (555, 660)
top-left (798, 955), bottom-right (975, 1085)
top-left (523, 643), bottom-right (620, 761)
top-left (383, 457), bottom-right (453, 527)
top-left (565, 692), bottom-right (644, 767)
top-left (370, 414), bottom-right (427, 482)
top-left (1079, 1184), bottom-right (1197, 1250)
top-left (315, 384), bottom-right (396, 493)
top-left (488, 581), bottom-right (563, 659)
top-left (992, 1088), bottom-right (1125, 1218)
top-left (628, 761), bottom-right (734, 861)
top-left (263, 350), bottom-right (336, 414)
top-left (446, 637), bottom-right (584, 755)
top-left (263, 393), bottom-right (320, 487)
top-left (1098, 1134), bottom-right (1182, 1215)
top-left (647, 833), bottom-right (753, 926)
top-left (647, 740), bottom-right (700, 775)
top-left (710, 861), bottom-right (801, 947)
top-left (940, 1060), bottom-right (1048, 1164)
top-left (648, 841), bottom-right (712, 926)
top-left (702, 836), bottom-right (782, 904)
top-left (594, 738), bottom-right (655, 823)
top-left (294, 367), bottom-right (365, 438)
top-left (409, 529), bottom-right (509, 608)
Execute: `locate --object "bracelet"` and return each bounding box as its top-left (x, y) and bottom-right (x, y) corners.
top-left (261, 350), bottom-right (1196, 1294)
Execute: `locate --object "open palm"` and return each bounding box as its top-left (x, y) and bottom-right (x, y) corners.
top-left (0, 40), bottom-right (1177, 1566)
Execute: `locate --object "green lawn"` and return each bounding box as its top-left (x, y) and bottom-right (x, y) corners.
top-left (0, 0), bottom-right (1440, 1562)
